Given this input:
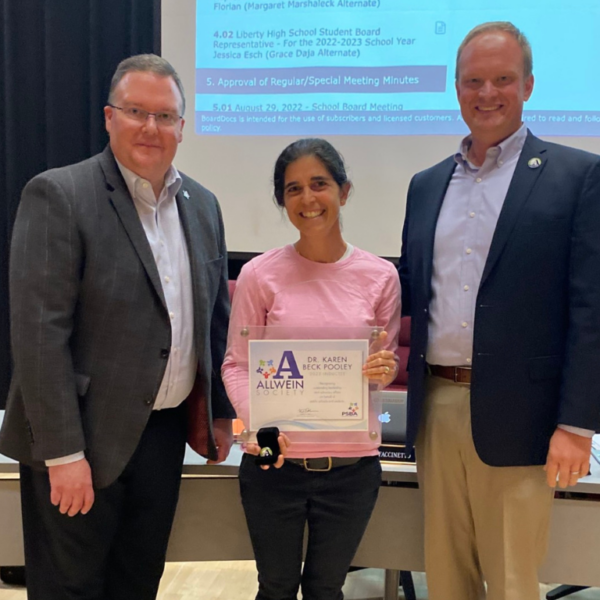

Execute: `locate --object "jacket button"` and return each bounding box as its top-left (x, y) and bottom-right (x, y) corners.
top-left (160, 348), bottom-right (170, 358)
top-left (144, 396), bottom-right (153, 406)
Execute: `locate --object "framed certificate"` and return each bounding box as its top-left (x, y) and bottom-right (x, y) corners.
top-left (233, 326), bottom-right (385, 445)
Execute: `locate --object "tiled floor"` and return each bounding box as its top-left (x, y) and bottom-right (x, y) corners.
top-left (1, 562), bottom-right (600, 599)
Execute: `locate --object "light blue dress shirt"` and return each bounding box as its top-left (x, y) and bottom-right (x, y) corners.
top-left (426, 123), bottom-right (592, 439)
top-left (427, 124), bottom-right (527, 366)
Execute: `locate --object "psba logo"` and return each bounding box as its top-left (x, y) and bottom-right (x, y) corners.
top-left (342, 402), bottom-right (359, 417)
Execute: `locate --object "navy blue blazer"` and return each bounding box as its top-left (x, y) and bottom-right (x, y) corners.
top-left (399, 132), bottom-right (600, 466)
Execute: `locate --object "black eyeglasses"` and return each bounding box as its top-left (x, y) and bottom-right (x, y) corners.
top-left (108, 104), bottom-right (182, 127)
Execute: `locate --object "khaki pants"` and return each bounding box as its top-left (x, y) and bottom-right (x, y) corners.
top-left (415, 375), bottom-right (554, 600)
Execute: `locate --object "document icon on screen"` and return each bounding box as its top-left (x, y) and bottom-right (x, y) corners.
top-left (435, 22), bottom-right (447, 35)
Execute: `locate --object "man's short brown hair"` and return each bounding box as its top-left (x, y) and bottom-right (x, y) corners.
top-left (455, 22), bottom-right (533, 81)
top-left (108, 54), bottom-right (186, 115)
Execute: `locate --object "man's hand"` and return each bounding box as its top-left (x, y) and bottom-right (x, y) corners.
top-left (207, 418), bottom-right (234, 464)
top-left (48, 458), bottom-right (95, 517)
top-left (544, 428), bottom-right (592, 488)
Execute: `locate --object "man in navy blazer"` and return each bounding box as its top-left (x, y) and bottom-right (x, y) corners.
top-left (400, 22), bottom-right (600, 600)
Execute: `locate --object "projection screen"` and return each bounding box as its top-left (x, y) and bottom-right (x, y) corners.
top-left (162, 0), bottom-right (600, 257)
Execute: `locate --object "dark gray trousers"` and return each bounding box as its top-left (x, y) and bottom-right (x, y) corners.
top-left (19, 404), bottom-right (187, 600)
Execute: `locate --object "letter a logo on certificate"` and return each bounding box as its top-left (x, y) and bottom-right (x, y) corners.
top-left (249, 339), bottom-right (369, 433)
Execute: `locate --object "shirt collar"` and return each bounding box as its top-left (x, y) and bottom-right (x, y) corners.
top-left (115, 160), bottom-right (182, 206)
top-left (455, 123), bottom-right (528, 170)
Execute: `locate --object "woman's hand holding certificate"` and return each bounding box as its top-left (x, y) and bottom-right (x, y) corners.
top-left (362, 331), bottom-right (398, 387)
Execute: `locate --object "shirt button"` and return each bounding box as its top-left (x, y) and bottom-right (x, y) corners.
top-left (464, 285), bottom-right (469, 291)
top-left (476, 177), bottom-right (482, 183)
top-left (469, 212), bottom-right (476, 218)
top-left (499, 160), bottom-right (504, 165)
top-left (142, 182), bottom-right (149, 189)
top-left (169, 312), bottom-right (175, 320)
top-left (462, 322), bottom-right (468, 328)
top-left (165, 276), bottom-right (170, 283)
top-left (466, 358), bottom-right (472, 364)
top-left (466, 248), bottom-right (472, 255)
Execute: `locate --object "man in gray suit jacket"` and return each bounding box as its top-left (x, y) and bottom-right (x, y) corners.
top-left (0, 54), bottom-right (235, 599)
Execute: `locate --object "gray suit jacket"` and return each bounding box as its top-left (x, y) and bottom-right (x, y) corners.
top-left (0, 146), bottom-right (235, 488)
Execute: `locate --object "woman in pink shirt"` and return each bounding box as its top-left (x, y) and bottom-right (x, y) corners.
top-left (222, 138), bottom-right (401, 600)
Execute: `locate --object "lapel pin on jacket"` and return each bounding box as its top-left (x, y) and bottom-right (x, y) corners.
top-left (528, 157), bottom-right (542, 169)
top-left (183, 189), bottom-right (190, 199)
